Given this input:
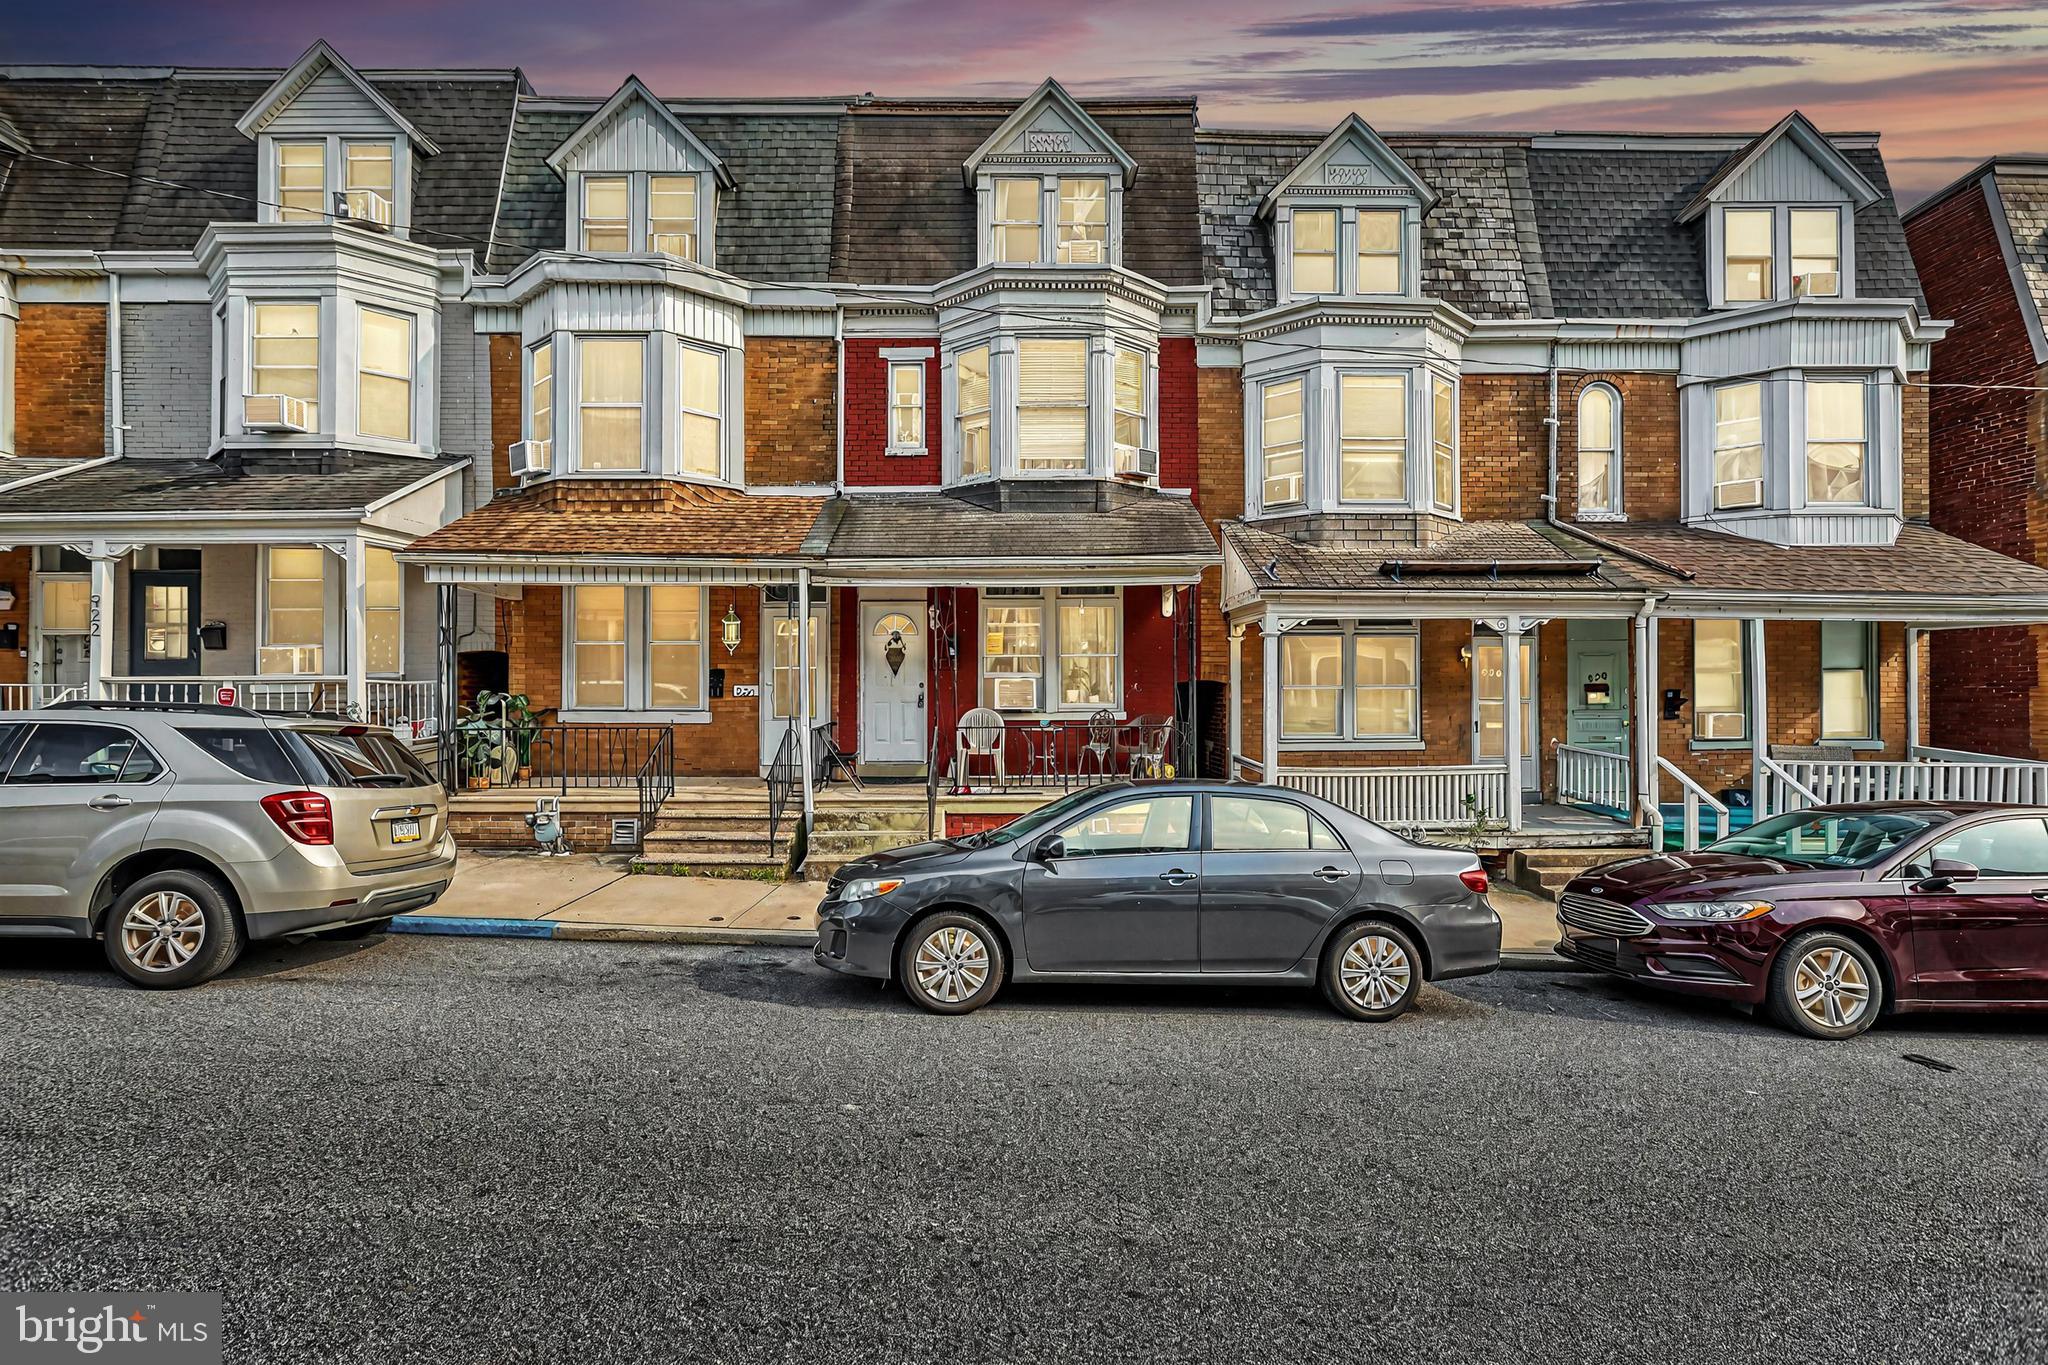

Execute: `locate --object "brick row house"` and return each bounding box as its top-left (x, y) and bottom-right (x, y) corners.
top-left (7, 45), bottom-right (2048, 857)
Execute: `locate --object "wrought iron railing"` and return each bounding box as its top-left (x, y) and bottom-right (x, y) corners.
top-left (766, 718), bottom-right (802, 852)
top-left (445, 723), bottom-right (674, 794)
top-left (635, 729), bottom-right (675, 852)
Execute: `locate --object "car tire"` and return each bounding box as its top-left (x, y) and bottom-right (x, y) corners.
top-left (1769, 930), bottom-right (1884, 1040)
top-left (1321, 919), bottom-right (1423, 1022)
top-left (103, 869), bottom-right (244, 990)
top-left (897, 911), bottom-right (1005, 1015)
top-left (318, 917), bottom-right (394, 940)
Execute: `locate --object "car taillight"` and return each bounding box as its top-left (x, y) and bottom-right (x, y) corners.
top-left (261, 790), bottom-right (333, 845)
top-left (1460, 867), bottom-right (1489, 895)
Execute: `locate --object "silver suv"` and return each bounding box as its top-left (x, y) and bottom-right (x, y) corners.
top-left (0, 701), bottom-right (456, 989)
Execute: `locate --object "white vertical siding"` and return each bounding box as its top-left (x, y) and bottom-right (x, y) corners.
top-left (1724, 139), bottom-right (1853, 204)
top-left (260, 66), bottom-right (401, 138)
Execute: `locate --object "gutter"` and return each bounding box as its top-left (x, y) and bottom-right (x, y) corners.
top-left (1380, 558), bottom-right (1601, 581)
top-left (102, 261), bottom-right (125, 458)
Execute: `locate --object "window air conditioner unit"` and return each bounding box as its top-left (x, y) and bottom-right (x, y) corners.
top-left (1115, 445), bottom-right (1158, 480)
top-left (1700, 712), bottom-right (1745, 741)
top-left (1792, 271), bottom-right (1838, 298)
top-left (244, 393), bottom-right (313, 433)
top-left (989, 676), bottom-right (1039, 712)
top-left (339, 189), bottom-right (394, 230)
top-left (649, 232), bottom-right (697, 261)
top-left (1063, 239), bottom-right (1104, 265)
top-left (509, 439), bottom-right (552, 479)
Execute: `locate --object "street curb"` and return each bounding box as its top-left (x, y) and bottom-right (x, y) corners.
top-left (391, 915), bottom-right (812, 947)
top-left (390, 916), bottom-right (555, 938)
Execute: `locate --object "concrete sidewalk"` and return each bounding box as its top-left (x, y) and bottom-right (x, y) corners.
top-left (399, 850), bottom-right (1565, 959)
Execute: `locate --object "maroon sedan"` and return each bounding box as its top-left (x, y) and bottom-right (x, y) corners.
top-left (1555, 802), bottom-right (2048, 1039)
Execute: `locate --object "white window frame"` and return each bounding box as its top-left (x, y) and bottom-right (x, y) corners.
top-left (1015, 337), bottom-right (1090, 474)
top-left (1053, 587), bottom-right (1122, 712)
top-left (580, 176), bottom-right (631, 253)
top-left (887, 360), bottom-right (927, 456)
top-left (954, 344), bottom-right (993, 480)
top-left (364, 544), bottom-right (404, 678)
top-left (274, 141), bottom-right (328, 223)
top-left (563, 585), bottom-right (711, 717)
top-left (1803, 375), bottom-right (1869, 507)
top-left (1430, 373), bottom-right (1458, 514)
top-left (343, 140), bottom-right (394, 221)
top-left (525, 339), bottom-right (554, 471)
top-left (1055, 177), bottom-right (1109, 265)
top-left (355, 305), bottom-right (414, 443)
top-left (1356, 208), bottom-right (1404, 296)
top-left (1820, 620), bottom-right (1877, 743)
top-left (249, 301), bottom-right (321, 428)
top-left (1790, 207), bottom-right (1843, 298)
top-left (647, 174), bottom-right (699, 260)
top-left (1711, 380), bottom-right (1765, 511)
top-left (1576, 382), bottom-right (1624, 519)
top-left (1720, 207), bottom-right (1777, 304)
top-left (1712, 203), bottom-right (1857, 307)
top-left (1112, 346), bottom-right (1151, 478)
top-left (259, 545), bottom-right (330, 678)
top-left (574, 334), bottom-right (648, 474)
top-left (1279, 622), bottom-right (1422, 748)
top-left (990, 177), bottom-right (1044, 264)
top-left (1337, 370), bottom-right (1408, 505)
top-left (978, 587), bottom-right (1124, 716)
top-left (678, 341), bottom-right (724, 480)
top-left (1692, 618), bottom-right (1748, 745)
top-left (1259, 375), bottom-right (1308, 510)
top-left (1290, 208), bottom-right (1340, 297)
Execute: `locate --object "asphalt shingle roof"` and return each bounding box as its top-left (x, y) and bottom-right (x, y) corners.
top-left (1584, 521), bottom-right (2048, 597)
top-left (1991, 168), bottom-right (2048, 330)
top-left (404, 480), bottom-right (827, 559)
top-left (0, 79), bottom-right (155, 249)
top-left (1224, 519), bottom-right (1651, 594)
top-left (0, 452), bottom-right (462, 515)
top-left (825, 481), bottom-right (1218, 562)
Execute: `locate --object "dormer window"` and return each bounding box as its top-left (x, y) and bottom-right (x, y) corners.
top-left (239, 43), bottom-right (432, 235)
top-left (992, 178), bottom-right (1041, 264)
top-left (276, 143), bottom-right (326, 222)
top-left (344, 141), bottom-right (394, 222)
top-left (1057, 178), bottom-right (1108, 264)
top-left (1723, 209), bottom-right (1774, 302)
top-left (1291, 211), bottom-right (1338, 295)
top-left (1791, 209), bottom-right (1842, 297)
top-left (649, 176), bottom-right (698, 258)
top-left (1358, 210), bottom-right (1403, 295)
top-left (549, 77), bottom-right (732, 265)
top-left (965, 79), bottom-right (1135, 270)
top-left (1262, 115), bottom-right (1437, 307)
top-left (581, 177), bottom-right (630, 252)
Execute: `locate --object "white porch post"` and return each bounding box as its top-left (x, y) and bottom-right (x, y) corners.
top-left (1904, 626), bottom-right (1922, 756)
top-left (1746, 616), bottom-right (1768, 818)
top-left (1227, 623), bottom-right (1244, 779)
top-left (1633, 609), bottom-right (1659, 829)
top-left (86, 550), bottom-right (117, 700)
top-left (343, 536), bottom-right (369, 719)
top-left (1502, 614), bottom-right (1524, 833)
top-left (1260, 619), bottom-right (1280, 783)
top-left (797, 567), bottom-right (816, 832)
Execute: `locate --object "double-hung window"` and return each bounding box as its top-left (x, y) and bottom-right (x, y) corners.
top-left (581, 177), bottom-right (631, 252)
top-left (1291, 210), bottom-right (1338, 295)
top-left (527, 341), bottom-right (554, 471)
top-left (276, 143), bottom-right (327, 222)
top-left (261, 546), bottom-right (328, 676)
top-left (1056, 178), bottom-right (1108, 264)
top-left (1805, 378), bottom-right (1866, 505)
top-left (365, 545), bottom-right (402, 676)
top-left (1712, 381), bottom-right (1764, 510)
top-left (1357, 210), bottom-right (1403, 294)
top-left (980, 588), bottom-right (1122, 712)
top-left (1820, 621), bottom-right (1875, 741)
top-left (577, 337), bottom-right (644, 471)
top-left (888, 362), bottom-right (925, 453)
top-left (1577, 383), bottom-right (1622, 516)
top-left (356, 306), bottom-right (413, 442)
top-left (1113, 349), bottom-right (1147, 475)
top-left (1016, 339), bottom-right (1088, 472)
top-left (648, 175), bottom-right (698, 259)
top-left (1055, 588), bottom-right (1119, 708)
top-left (981, 590), bottom-right (1046, 711)
top-left (1723, 208), bottom-right (1775, 303)
top-left (568, 586), bottom-right (708, 712)
top-left (1430, 375), bottom-right (1457, 513)
top-left (570, 586), bottom-right (628, 708)
top-left (1791, 209), bottom-right (1842, 297)
top-left (956, 346), bottom-right (992, 478)
top-left (1260, 378), bottom-right (1306, 508)
top-left (1693, 619), bottom-right (1747, 741)
top-left (251, 303), bottom-right (320, 425)
top-left (1280, 623), bottom-right (1419, 743)
top-left (992, 178), bottom-right (1042, 264)
top-left (344, 141), bottom-right (394, 221)
top-left (1339, 373), bottom-right (1406, 501)
top-left (647, 587), bottom-right (704, 709)
top-left (679, 344), bottom-right (723, 478)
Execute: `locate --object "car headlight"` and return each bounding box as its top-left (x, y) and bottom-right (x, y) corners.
top-left (1654, 899), bottom-right (1772, 921)
top-left (839, 877), bottom-right (904, 902)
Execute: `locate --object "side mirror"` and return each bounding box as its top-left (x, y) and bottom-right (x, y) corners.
top-left (1035, 835), bottom-right (1066, 863)
top-left (1913, 857), bottom-right (1979, 892)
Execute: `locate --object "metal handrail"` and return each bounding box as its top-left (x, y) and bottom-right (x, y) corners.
top-left (766, 718), bottom-right (802, 851)
top-left (925, 722), bottom-right (945, 841)
top-left (1654, 755), bottom-right (1730, 851)
top-left (634, 729), bottom-right (675, 854)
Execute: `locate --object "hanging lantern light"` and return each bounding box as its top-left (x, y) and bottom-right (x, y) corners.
top-left (721, 601), bottom-right (742, 655)
top-left (1161, 584), bottom-right (1176, 618)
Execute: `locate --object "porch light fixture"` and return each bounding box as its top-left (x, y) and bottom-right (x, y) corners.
top-left (721, 602), bottom-right (742, 655)
top-left (1458, 644), bottom-right (1473, 669)
top-left (1161, 584), bottom-right (1175, 618)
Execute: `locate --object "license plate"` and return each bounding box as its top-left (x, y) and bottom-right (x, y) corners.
top-left (390, 817), bottom-right (421, 844)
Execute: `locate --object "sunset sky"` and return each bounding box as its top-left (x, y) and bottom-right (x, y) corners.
top-left (14, 0), bottom-right (2048, 202)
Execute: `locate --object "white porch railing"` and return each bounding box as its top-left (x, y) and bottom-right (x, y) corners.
top-left (1, 683), bottom-right (87, 710)
top-left (1554, 743), bottom-right (1632, 814)
top-left (1768, 751), bottom-right (2048, 811)
top-left (1271, 764), bottom-right (1509, 830)
top-left (1654, 756), bottom-right (1730, 852)
top-left (19, 677), bottom-right (441, 736)
top-left (366, 680), bottom-right (440, 737)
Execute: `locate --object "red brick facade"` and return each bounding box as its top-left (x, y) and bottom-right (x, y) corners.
top-left (16, 304), bottom-right (106, 457)
top-left (843, 338), bottom-right (940, 486)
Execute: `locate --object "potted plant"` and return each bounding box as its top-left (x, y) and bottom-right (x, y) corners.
top-left (489, 691), bottom-right (541, 780)
top-left (454, 695), bottom-right (516, 790)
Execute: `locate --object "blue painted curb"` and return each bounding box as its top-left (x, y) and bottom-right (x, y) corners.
top-left (391, 916), bottom-right (557, 938)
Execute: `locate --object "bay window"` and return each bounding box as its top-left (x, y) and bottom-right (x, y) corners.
top-left (580, 177), bottom-right (630, 252)
top-left (1113, 349), bottom-right (1146, 474)
top-left (1820, 621), bottom-right (1875, 741)
top-left (1723, 208), bottom-right (1775, 303)
top-left (1280, 623), bottom-right (1419, 743)
top-left (1291, 210), bottom-right (1338, 295)
top-left (1577, 383), bottom-right (1622, 517)
top-left (1431, 375), bottom-right (1457, 513)
top-left (957, 345), bottom-right (992, 478)
top-left (1693, 619), bottom-right (1747, 742)
top-left (992, 178), bottom-right (1042, 264)
top-left (261, 546), bottom-right (327, 676)
top-left (1339, 373), bottom-right (1406, 501)
top-left (1260, 378), bottom-right (1305, 507)
top-left (1357, 209), bottom-right (1403, 294)
top-left (1712, 381), bottom-right (1764, 510)
top-left (980, 588), bottom-right (1123, 713)
top-left (648, 175), bottom-right (699, 258)
top-left (1791, 209), bottom-right (1842, 297)
top-left (276, 143), bottom-right (327, 222)
top-left (527, 340), bottom-right (553, 470)
top-left (365, 545), bottom-right (402, 676)
top-left (252, 303), bottom-right (320, 424)
top-left (577, 337), bottom-right (644, 471)
top-left (679, 343), bottom-right (722, 478)
top-left (356, 306), bottom-right (413, 442)
top-left (1057, 178), bottom-right (1108, 264)
top-left (1805, 378), bottom-right (1866, 504)
top-left (567, 586), bottom-right (708, 713)
top-left (1016, 339), bottom-right (1088, 472)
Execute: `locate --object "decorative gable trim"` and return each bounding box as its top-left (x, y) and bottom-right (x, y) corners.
top-left (961, 77), bottom-right (1139, 188)
top-left (1259, 114), bottom-right (1438, 218)
top-left (547, 76), bottom-right (735, 187)
top-left (233, 39), bottom-right (439, 155)
top-left (1676, 111), bottom-right (1879, 223)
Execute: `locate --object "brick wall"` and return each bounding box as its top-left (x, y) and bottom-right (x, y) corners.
top-left (1555, 372), bottom-right (1682, 522)
top-left (488, 333), bottom-right (522, 494)
top-left (745, 338), bottom-right (836, 486)
top-left (1905, 178), bottom-right (2048, 757)
top-left (0, 547), bottom-right (29, 687)
top-left (843, 337), bottom-right (940, 486)
top-left (1459, 374), bottom-right (1548, 521)
top-left (118, 303), bottom-right (211, 458)
top-left (1193, 364), bottom-right (1244, 685)
top-left (1157, 337), bottom-right (1199, 492)
top-left (16, 303), bottom-right (106, 456)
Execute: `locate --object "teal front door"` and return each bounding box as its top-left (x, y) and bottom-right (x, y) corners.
top-left (1566, 620), bottom-right (1629, 754)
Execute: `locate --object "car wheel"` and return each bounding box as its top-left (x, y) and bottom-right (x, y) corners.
top-left (1322, 920), bottom-right (1422, 1022)
top-left (318, 917), bottom-right (394, 940)
top-left (1769, 930), bottom-right (1883, 1040)
top-left (897, 912), bottom-right (1004, 1015)
top-left (103, 870), bottom-right (244, 990)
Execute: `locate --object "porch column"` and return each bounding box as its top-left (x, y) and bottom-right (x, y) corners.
top-left (1904, 626), bottom-right (1922, 756)
top-left (436, 583), bottom-right (458, 737)
top-left (1633, 610), bottom-right (1659, 829)
top-left (1227, 623), bottom-right (1244, 780)
top-left (1502, 615), bottom-right (1524, 834)
top-left (86, 550), bottom-right (117, 700)
top-left (343, 536), bottom-right (369, 719)
top-left (796, 568), bottom-right (816, 832)
top-left (1746, 616), bottom-right (1768, 818)
top-left (1260, 619), bottom-right (1280, 783)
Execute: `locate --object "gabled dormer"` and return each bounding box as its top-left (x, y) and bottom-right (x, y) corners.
top-left (965, 78), bottom-right (1137, 268)
top-left (550, 76), bottom-right (734, 265)
top-left (237, 39), bottom-right (436, 237)
top-left (1263, 115), bottom-right (1436, 306)
top-left (1679, 112), bottom-right (1882, 309)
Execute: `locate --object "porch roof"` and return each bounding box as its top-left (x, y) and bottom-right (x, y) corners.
top-left (0, 451), bottom-right (465, 523)
top-left (1224, 519), bottom-right (1660, 596)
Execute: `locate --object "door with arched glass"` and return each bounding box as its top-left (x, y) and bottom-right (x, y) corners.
top-left (859, 601), bottom-right (926, 770)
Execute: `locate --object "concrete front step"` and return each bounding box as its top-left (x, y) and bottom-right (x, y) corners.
top-left (642, 832), bottom-right (789, 856)
top-left (1510, 848), bottom-right (1634, 900)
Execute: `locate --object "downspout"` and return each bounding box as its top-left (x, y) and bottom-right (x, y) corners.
top-left (833, 300), bottom-right (846, 492)
top-left (104, 264), bottom-right (124, 458)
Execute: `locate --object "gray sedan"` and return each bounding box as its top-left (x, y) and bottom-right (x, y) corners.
top-left (814, 780), bottom-right (1500, 1019)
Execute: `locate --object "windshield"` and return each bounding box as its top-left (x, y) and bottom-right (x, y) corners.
top-left (965, 786), bottom-right (1123, 847)
top-left (1704, 808), bottom-right (1944, 869)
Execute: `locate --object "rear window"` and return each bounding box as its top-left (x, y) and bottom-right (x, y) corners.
top-left (176, 727), bottom-right (305, 785)
top-left (278, 728), bottom-right (437, 789)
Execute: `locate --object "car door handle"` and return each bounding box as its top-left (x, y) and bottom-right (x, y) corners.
top-left (1313, 866), bottom-right (1352, 882)
top-left (2031, 890), bottom-right (2048, 903)
top-left (1158, 870), bottom-right (1198, 886)
top-left (88, 794), bottom-right (132, 811)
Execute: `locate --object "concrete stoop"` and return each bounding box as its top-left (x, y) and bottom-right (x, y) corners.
top-left (1510, 848), bottom-right (1635, 900)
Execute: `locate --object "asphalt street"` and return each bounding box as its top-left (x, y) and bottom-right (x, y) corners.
top-left (3, 932), bottom-right (2044, 1365)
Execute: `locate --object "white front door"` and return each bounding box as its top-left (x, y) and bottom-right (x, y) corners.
top-left (859, 600), bottom-right (926, 769)
top-left (759, 601), bottom-right (830, 775)
top-left (1473, 631), bottom-right (1540, 794)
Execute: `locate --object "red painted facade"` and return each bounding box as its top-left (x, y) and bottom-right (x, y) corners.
top-left (842, 338), bottom-right (942, 486)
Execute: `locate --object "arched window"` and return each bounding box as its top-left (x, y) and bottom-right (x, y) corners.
top-left (1576, 383), bottom-right (1622, 518)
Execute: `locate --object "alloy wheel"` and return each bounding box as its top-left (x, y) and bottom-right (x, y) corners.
top-left (913, 925), bottom-right (990, 1005)
top-left (1792, 946), bottom-right (1871, 1030)
top-left (120, 891), bottom-right (207, 974)
top-left (1339, 933), bottom-right (1412, 1012)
